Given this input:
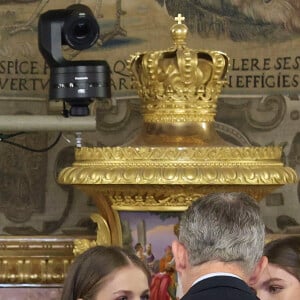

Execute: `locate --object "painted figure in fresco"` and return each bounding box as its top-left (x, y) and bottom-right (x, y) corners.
top-left (155, 0), bottom-right (300, 41)
top-left (145, 243), bottom-right (155, 271)
top-left (61, 245), bottom-right (151, 300)
top-left (135, 242), bottom-right (147, 264)
top-left (252, 236), bottom-right (300, 300)
top-left (150, 258), bottom-right (177, 300)
top-left (159, 245), bottom-right (173, 273)
top-left (159, 245), bottom-right (177, 295)
top-left (150, 270), bottom-right (177, 300)
top-left (172, 192), bottom-right (267, 300)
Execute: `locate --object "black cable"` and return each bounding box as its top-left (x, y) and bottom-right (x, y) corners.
top-left (0, 131), bottom-right (26, 139)
top-left (0, 132), bottom-right (62, 152)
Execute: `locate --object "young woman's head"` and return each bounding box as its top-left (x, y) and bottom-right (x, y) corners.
top-left (253, 236), bottom-right (300, 300)
top-left (61, 245), bottom-right (151, 300)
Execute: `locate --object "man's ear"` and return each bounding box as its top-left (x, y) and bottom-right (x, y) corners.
top-left (248, 256), bottom-right (268, 286)
top-left (172, 240), bottom-right (188, 273)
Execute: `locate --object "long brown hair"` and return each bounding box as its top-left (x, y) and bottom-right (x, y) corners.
top-left (264, 235), bottom-right (300, 281)
top-left (61, 245), bottom-right (151, 300)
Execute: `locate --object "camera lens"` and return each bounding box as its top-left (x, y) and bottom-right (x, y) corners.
top-left (63, 10), bottom-right (99, 50)
top-left (72, 20), bottom-right (90, 39)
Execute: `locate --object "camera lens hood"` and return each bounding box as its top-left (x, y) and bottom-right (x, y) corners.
top-left (63, 5), bottom-right (99, 50)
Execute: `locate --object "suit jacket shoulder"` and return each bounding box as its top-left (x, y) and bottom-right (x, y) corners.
top-left (181, 276), bottom-right (259, 300)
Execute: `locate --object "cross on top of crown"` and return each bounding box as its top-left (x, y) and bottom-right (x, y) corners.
top-left (175, 13), bottom-right (185, 24)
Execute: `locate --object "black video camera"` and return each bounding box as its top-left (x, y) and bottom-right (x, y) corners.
top-left (38, 4), bottom-right (111, 116)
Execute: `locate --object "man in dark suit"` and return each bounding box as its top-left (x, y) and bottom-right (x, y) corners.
top-left (172, 192), bottom-right (267, 300)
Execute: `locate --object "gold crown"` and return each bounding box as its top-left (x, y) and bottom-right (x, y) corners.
top-left (127, 14), bottom-right (229, 124)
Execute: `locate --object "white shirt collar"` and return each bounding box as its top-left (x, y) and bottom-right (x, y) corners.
top-left (192, 272), bottom-right (242, 286)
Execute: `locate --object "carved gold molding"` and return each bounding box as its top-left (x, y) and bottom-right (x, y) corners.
top-left (78, 184), bottom-right (277, 211)
top-left (59, 146), bottom-right (297, 187)
top-left (0, 211), bottom-right (121, 285)
top-left (74, 145), bottom-right (284, 161)
top-left (0, 235), bottom-right (94, 285)
top-left (73, 213), bottom-right (114, 256)
top-left (58, 145), bottom-right (297, 211)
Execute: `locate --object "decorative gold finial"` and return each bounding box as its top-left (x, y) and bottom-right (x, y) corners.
top-left (171, 13), bottom-right (188, 46)
top-left (175, 13), bottom-right (185, 24)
